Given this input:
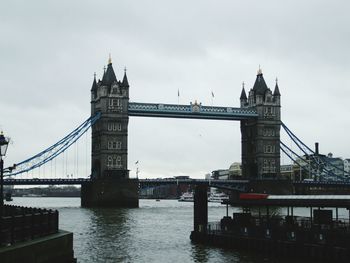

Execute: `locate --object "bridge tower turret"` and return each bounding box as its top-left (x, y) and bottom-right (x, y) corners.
top-left (240, 69), bottom-right (281, 179)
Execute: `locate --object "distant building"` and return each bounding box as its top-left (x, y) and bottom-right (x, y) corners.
top-left (205, 173), bottom-right (211, 180)
top-left (212, 162), bottom-right (242, 180)
top-left (228, 162), bottom-right (242, 178)
top-left (326, 153), bottom-right (344, 180)
top-left (291, 144), bottom-right (345, 181)
top-left (344, 159), bottom-right (350, 178)
top-left (211, 169), bottom-right (230, 180)
top-left (174, 175), bottom-right (190, 180)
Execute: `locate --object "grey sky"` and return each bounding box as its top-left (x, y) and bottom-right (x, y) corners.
top-left (1, 0), bottom-right (349, 179)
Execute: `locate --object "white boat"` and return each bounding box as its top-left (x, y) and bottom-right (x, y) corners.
top-left (208, 192), bottom-right (229, 203)
top-left (178, 192), bottom-right (194, 202)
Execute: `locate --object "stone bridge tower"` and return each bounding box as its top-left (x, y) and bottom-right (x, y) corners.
top-left (240, 69), bottom-right (281, 179)
top-left (90, 57), bottom-right (130, 179)
top-left (81, 56), bottom-right (138, 208)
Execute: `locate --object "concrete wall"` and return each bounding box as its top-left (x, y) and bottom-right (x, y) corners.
top-left (0, 230), bottom-right (75, 263)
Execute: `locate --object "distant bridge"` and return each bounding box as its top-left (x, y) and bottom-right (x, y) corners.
top-left (5, 178), bottom-right (350, 191)
top-left (4, 178), bottom-right (249, 191)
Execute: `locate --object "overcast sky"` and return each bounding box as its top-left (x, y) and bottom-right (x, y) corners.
top-left (1, 0), bottom-right (349, 179)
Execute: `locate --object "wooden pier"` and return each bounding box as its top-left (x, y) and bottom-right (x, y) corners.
top-left (191, 193), bottom-right (350, 262)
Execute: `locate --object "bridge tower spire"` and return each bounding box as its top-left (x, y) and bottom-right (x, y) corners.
top-left (240, 69), bottom-right (281, 179)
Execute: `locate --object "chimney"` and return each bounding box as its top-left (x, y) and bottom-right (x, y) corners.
top-left (315, 142), bottom-right (319, 155)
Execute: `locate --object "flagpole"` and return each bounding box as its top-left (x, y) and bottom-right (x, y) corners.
top-left (135, 160), bottom-right (139, 178)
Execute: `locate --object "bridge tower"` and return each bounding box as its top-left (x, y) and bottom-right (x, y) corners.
top-left (81, 56), bottom-right (138, 207)
top-left (90, 57), bottom-right (129, 179)
top-left (240, 69), bottom-right (281, 179)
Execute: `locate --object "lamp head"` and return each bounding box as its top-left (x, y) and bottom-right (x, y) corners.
top-left (0, 131), bottom-right (10, 157)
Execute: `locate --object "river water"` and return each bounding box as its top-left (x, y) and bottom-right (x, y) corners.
top-left (8, 197), bottom-right (347, 263)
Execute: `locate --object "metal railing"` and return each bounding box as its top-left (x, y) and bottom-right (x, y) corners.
top-left (207, 215), bottom-right (350, 247)
top-left (0, 205), bottom-right (58, 247)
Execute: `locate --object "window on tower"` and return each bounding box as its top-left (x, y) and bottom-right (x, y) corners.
top-left (108, 122), bottom-right (122, 132)
top-left (264, 144), bottom-right (275, 153)
top-left (108, 140), bottom-right (122, 150)
top-left (270, 160), bottom-right (276, 173)
top-left (263, 159), bottom-right (276, 173)
top-left (107, 155), bottom-right (122, 168)
top-left (108, 98), bottom-right (122, 111)
top-left (263, 159), bottom-right (269, 173)
top-left (263, 128), bottom-right (275, 137)
top-left (264, 107), bottom-right (274, 117)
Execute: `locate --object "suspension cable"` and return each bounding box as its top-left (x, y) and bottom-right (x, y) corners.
top-left (282, 122), bottom-right (349, 177)
top-left (5, 112), bottom-right (100, 177)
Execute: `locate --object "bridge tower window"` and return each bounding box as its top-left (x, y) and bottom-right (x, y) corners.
top-left (107, 155), bottom-right (122, 168)
top-left (263, 159), bottom-right (268, 173)
top-left (263, 159), bottom-right (276, 173)
top-left (264, 145), bottom-right (275, 153)
top-left (108, 123), bottom-right (122, 131)
top-left (264, 107), bottom-right (274, 117)
top-left (108, 141), bottom-right (122, 150)
top-left (263, 128), bottom-right (275, 137)
top-left (270, 160), bottom-right (276, 173)
top-left (108, 98), bottom-right (122, 111)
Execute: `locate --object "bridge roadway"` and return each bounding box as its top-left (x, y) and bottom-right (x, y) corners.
top-left (3, 178), bottom-right (249, 191)
top-left (4, 178), bottom-right (350, 189)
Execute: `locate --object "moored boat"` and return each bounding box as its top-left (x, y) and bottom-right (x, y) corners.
top-left (178, 192), bottom-right (194, 202)
top-left (208, 192), bottom-right (229, 203)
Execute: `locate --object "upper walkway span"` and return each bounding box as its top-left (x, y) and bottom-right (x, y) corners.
top-left (128, 102), bottom-right (258, 120)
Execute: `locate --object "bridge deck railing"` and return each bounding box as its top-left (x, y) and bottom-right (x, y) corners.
top-left (0, 205), bottom-right (58, 247)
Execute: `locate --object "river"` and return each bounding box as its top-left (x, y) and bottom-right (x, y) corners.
top-left (9, 197), bottom-right (345, 263)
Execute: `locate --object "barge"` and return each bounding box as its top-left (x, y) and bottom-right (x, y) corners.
top-left (191, 192), bottom-right (350, 262)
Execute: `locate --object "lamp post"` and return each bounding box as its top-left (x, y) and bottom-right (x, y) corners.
top-left (0, 131), bottom-right (10, 207)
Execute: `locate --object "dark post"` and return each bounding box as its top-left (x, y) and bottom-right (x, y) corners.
top-left (0, 132), bottom-right (10, 210)
top-left (194, 185), bottom-right (208, 233)
top-left (336, 207), bottom-right (338, 221)
top-left (310, 207), bottom-right (313, 222)
top-left (0, 158), bottom-right (3, 207)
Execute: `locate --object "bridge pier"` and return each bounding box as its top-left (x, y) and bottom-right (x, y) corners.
top-left (193, 185), bottom-right (208, 233)
top-left (81, 178), bottom-right (139, 208)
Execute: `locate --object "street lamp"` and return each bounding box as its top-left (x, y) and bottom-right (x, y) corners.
top-left (0, 131), bottom-right (10, 207)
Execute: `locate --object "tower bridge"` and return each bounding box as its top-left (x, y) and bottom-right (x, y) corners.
top-left (11, 56), bottom-right (340, 207)
top-left (81, 58), bottom-right (282, 207)
top-left (89, 59), bottom-right (281, 180)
